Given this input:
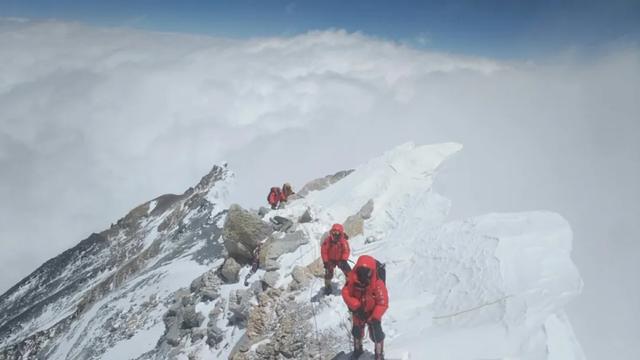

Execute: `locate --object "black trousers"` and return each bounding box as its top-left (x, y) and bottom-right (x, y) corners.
top-left (352, 319), bottom-right (385, 342)
top-left (324, 260), bottom-right (352, 279)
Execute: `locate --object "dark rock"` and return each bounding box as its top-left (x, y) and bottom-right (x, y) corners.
top-left (229, 333), bottom-right (252, 357)
top-left (342, 199), bottom-right (374, 238)
top-left (255, 342), bottom-right (274, 358)
top-left (191, 328), bottom-right (207, 341)
top-left (298, 209), bottom-right (313, 223)
top-left (166, 324), bottom-right (181, 346)
top-left (190, 269), bottom-right (221, 301)
top-left (289, 266), bottom-right (313, 290)
top-left (223, 204), bottom-right (273, 262)
top-left (262, 271), bottom-right (280, 288)
top-left (206, 324), bottom-right (224, 347)
top-left (173, 288), bottom-right (191, 304)
top-left (306, 257), bottom-right (325, 278)
top-left (228, 289), bottom-right (252, 326)
top-left (238, 335), bottom-right (253, 352)
top-left (260, 231), bottom-right (309, 271)
top-left (182, 306), bottom-right (204, 329)
top-left (358, 199), bottom-right (374, 219)
top-left (343, 214), bottom-right (364, 238)
top-left (220, 257), bottom-right (242, 283)
top-left (181, 294), bottom-right (193, 307)
top-left (270, 216), bottom-right (294, 232)
top-left (201, 289), bottom-right (219, 302)
top-left (194, 165), bottom-right (229, 193)
top-left (293, 169), bottom-right (354, 198)
top-left (164, 308), bottom-right (178, 319)
top-left (148, 194), bottom-right (186, 217)
top-left (190, 269), bottom-right (220, 293)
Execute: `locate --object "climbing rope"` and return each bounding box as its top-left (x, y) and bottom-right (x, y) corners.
top-left (308, 277), bottom-right (323, 359)
top-left (432, 294), bottom-right (513, 320)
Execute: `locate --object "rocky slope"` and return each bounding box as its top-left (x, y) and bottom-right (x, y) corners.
top-left (0, 165), bottom-right (232, 359)
top-left (0, 143), bottom-right (584, 360)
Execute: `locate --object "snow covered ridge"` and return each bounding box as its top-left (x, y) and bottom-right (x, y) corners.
top-left (0, 143), bottom-right (584, 360)
top-left (0, 165), bottom-right (233, 359)
top-left (262, 142), bottom-right (584, 359)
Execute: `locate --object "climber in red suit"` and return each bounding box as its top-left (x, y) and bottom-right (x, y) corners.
top-left (320, 223), bottom-right (351, 295)
top-left (342, 255), bottom-right (388, 360)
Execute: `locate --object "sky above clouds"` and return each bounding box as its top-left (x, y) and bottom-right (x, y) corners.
top-left (0, 2), bottom-right (639, 359)
top-left (2, 0), bottom-right (640, 58)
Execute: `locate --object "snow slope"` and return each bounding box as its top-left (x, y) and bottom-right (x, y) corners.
top-left (250, 142), bottom-right (584, 359)
top-left (0, 165), bottom-right (233, 359)
top-left (0, 142), bottom-right (583, 360)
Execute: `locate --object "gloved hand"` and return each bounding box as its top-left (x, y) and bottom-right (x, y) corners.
top-left (352, 307), bottom-right (367, 321)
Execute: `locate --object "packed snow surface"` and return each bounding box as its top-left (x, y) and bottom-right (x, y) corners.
top-left (261, 142), bottom-right (584, 359)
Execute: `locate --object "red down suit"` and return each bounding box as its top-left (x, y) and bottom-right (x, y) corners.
top-left (342, 255), bottom-right (389, 325)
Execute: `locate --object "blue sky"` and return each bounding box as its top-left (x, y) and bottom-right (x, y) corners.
top-left (2, 0), bottom-right (639, 58)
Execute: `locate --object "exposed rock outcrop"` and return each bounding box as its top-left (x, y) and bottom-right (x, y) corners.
top-left (206, 301), bottom-right (226, 348)
top-left (220, 257), bottom-right (242, 284)
top-left (259, 231), bottom-right (309, 271)
top-left (306, 258), bottom-right (326, 278)
top-left (343, 214), bottom-right (364, 238)
top-left (190, 269), bottom-right (221, 302)
top-left (289, 266), bottom-right (313, 291)
top-left (298, 208), bottom-right (313, 223)
top-left (181, 306), bottom-right (204, 330)
top-left (257, 207), bottom-right (270, 217)
top-left (230, 289), bottom-right (315, 360)
top-left (269, 216), bottom-right (294, 233)
top-left (291, 169), bottom-right (354, 198)
top-left (160, 290), bottom-right (204, 348)
top-left (343, 199), bottom-right (374, 238)
top-left (262, 271), bottom-right (280, 288)
top-left (223, 204), bottom-right (273, 263)
top-left (357, 199), bottom-right (374, 219)
top-left (228, 289), bottom-right (254, 327)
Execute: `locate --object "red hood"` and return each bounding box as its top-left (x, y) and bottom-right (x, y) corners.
top-left (330, 223), bottom-right (344, 234)
top-left (354, 255), bottom-right (378, 283)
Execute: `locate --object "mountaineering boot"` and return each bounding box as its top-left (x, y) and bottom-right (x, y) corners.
top-left (351, 337), bottom-right (363, 359)
top-left (324, 278), bottom-right (332, 295)
top-left (374, 341), bottom-right (384, 360)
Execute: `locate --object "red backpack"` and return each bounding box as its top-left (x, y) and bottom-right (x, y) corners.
top-left (267, 187), bottom-right (281, 206)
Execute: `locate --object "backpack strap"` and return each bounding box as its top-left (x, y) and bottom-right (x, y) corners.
top-left (376, 260), bottom-right (386, 283)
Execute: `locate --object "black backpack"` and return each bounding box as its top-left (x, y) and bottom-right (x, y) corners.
top-left (376, 260), bottom-right (386, 284)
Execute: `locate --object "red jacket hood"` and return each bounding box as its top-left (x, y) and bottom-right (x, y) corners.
top-left (354, 255), bottom-right (378, 283)
top-left (330, 223), bottom-right (344, 234)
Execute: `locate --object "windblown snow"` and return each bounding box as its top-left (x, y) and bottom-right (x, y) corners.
top-left (0, 142), bottom-right (584, 360)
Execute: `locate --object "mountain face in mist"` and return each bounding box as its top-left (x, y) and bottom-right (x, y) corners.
top-left (0, 143), bottom-right (584, 360)
top-left (0, 165), bottom-right (231, 359)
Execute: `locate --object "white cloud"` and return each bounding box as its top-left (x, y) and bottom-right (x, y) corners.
top-left (0, 19), bottom-right (638, 358)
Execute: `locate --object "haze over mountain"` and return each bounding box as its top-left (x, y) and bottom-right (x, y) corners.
top-left (0, 17), bottom-right (638, 358)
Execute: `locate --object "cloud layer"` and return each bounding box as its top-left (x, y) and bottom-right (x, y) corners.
top-left (0, 19), bottom-right (638, 358)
